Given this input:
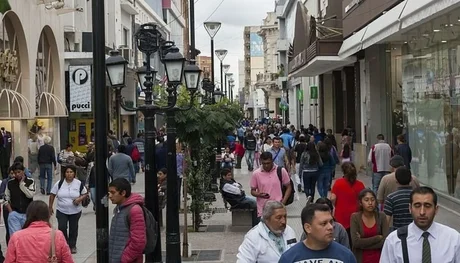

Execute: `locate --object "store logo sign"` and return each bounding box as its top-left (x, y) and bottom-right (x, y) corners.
top-left (69, 65), bottom-right (92, 113)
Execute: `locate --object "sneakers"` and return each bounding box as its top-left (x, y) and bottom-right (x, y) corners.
top-left (306, 195), bottom-right (312, 206)
top-left (71, 247), bottom-right (77, 254)
top-left (40, 188), bottom-right (45, 195)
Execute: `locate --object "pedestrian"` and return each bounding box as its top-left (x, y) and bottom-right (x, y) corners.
top-left (250, 152), bottom-right (292, 219)
top-left (243, 131), bottom-right (257, 171)
top-left (394, 134), bottom-right (412, 170)
top-left (88, 162), bottom-right (96, 212)
top-left (237, 201), bottom-right (296, 262)
top-left (37, 136), bottom-right (57, 195)
top-left (293, 135), bottom-right (307, 194)
top-left (317, 141), bottom-right (336, 198)
top-left (350, 189), bottom-right (389, 263)
top-left (4, 200), bottom-right (73, 263)
top-left (58, 144), bottom-right (75, 179)
top-left (4, 162), bottom-right (36, 237)
top-left (367, 134), bottom-right (393, 193)
top-left (234, 140), bottom-right (245, 169)
top-left (300, 198), bottom-right (350, 249)
top-left (380, 187), bottom-right (460, 262)
top-left (341, 143), bottom-right (352, 163)
top-left (176, 143), bottom-right (185, 206)
top-left (299, 141), bottom-right (323, 201)
top-left (48, 165), bottom-right (88, 254)
top-left (157, 168), bottom-right (167, 210)
top-left (27, 134), bottom-right (40, 177)
top-left (108, 145), bottom-right (135, 183)
top-left (269, 137), bottom-right (290, 171)
top-left (108, 178), bottom-right (146, 263)
top-left (330, 162), bottom-right (365, 246)
top-left (377, 155), bottom-right (419, 209)
top-left (279, 203), bottom-right (356, 263)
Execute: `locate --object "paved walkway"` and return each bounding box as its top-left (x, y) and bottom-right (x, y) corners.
top-left (0, 162), bottom-right (459, 262)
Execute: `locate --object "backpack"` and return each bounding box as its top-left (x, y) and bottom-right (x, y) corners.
top-left (131, 146), bottom-right (141, 162)
top-left (126, 204), bottom-right (158, 254)
top-left (397, 225), bottom-right (410, 263)
top-left (57, 179), bottom-right (90, 207)
top-left (276, 166), bottom-right (295, 206)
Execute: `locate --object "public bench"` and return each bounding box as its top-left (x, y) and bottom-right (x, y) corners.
top-left (230, 208), bottom-right (255, 227)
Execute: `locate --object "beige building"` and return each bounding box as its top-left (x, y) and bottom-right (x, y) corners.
top-left (0, 0), bottom-right (68, 164)
top-left (196, 55), bottom-right (212, 78)
top-left (243, 26), bottom-right (265, 120)
top-left (256, 12), bottom-right (282, 120)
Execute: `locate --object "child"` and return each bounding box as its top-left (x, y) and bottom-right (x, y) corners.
top-left (221, 147), bottom-right (235, 170)
top-left (340, 143), bottom-right (351, 163)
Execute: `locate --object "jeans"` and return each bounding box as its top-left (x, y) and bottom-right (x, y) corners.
top-left (90, 187), bottom-right (96, 207)
top-left (134, 161), bottom-right (140, 174)
top-left (239, 196), bottom-right (258, 227)
top-left (245, 150), bottom-right (255, 170)
top-left (39, 163), bottom-right (53, 193)
top-left (317, 171), bottom-right (332, 198)
top-left (56, 210), bottom-right (82, 249)
top-left (372, 172), bottom-right (389, 193)
top-left (303, 171), bottom-right (319, 199)
top-left (8, 211), bottom-right (26, 237)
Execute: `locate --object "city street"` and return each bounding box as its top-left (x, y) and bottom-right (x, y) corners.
top-left (0, 162), bottom-right (458, 262)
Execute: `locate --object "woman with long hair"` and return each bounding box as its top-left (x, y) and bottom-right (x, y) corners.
top-left (5, 200), bottom-right (73, 262)
top-left (317, 141), bottom-right (336, 198)
top-left (299, 141), bottom-right (323, 202)
top-left (330, 162), bottom-right (365, 246)
top-left (350, 189), bottom-right (389, 263)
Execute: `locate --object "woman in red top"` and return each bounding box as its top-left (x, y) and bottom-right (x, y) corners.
top-left (233, 141), bottom-right (245, 169)
top-left (330, 162), bottom-right (365, 246)
top-left (350, 189), bottom-right (389, 263)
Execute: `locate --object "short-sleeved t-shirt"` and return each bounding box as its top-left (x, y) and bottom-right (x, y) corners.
top-left (250, 165), bottom-right (290, 217)
top-left (51, 179), bottom-right (87, 215)
top-left (269, 148), bottom-right (286, 168)
top-left (279, 241), bottom-right (357, 263)
top-left (331, 178), bottom-right (365, 229)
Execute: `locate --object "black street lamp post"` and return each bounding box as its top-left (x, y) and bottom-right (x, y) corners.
top-left (92, 0), bottom-right (110, 261)
top-left (223, 65), bottom-right (230, 97)
top-left (106, 23), bottom-right (197, 263)
top-left (228, 78), bottom-right (235, 102)
top-left (215, 49), bottom-right (228, 99)
top-left (203, 22), bottom-right (221, 83)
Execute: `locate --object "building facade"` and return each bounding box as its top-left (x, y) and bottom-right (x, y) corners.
top-left (243, 26), bottom-right (265, 120)
top-left (338, 0), bottom-right (460, 207)
top-left (196, 55), bottom-right (212, 78)
top-left (256, 12), bottom-right (282, 120)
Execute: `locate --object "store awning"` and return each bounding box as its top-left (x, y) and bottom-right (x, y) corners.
top-left (0, 88), bottom-right (34, 119)
top-left (288, 55), bottom-right (357, 78)
top-left (37, 92), bottom-right (68, 118)
top-left (399, 0), bottom-right (460, 31)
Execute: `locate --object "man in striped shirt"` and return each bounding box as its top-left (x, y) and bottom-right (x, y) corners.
top-left (384, 167), bottom-right (415, 230)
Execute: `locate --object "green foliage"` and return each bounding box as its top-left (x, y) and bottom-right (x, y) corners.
top-left (185, 146), bottom-right (214, 231)
top-left (0, 0), bottom-right (11, 14)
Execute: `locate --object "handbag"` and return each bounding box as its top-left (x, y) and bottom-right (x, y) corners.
top-left (48, 228), bottom-right (58, 263)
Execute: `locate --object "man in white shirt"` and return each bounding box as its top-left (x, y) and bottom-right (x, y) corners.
top-left (380, 186), bottom-right (460, 263)
top-left (368, 134), bottom-right (393, 193)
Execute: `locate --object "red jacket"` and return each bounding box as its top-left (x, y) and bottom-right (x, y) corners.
top-left (234, 143), bottom-right (245, 157)
top-left (5, 221), bottom-right (73, 263)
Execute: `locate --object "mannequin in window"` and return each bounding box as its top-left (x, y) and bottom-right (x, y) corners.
top-left (0, 127), bottom-right (12, 179)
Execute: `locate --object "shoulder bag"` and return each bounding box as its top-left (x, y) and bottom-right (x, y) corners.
top-left (48, 228), bottom-right (58, 263)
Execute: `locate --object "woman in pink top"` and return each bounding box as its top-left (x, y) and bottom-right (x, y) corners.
top-left (5, 200), bottom-right (73, 263)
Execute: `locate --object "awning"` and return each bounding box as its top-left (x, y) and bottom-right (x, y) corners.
top-left (399, 0), bottom-right (460, 31)
top-left (0, 89), bottom-right (34, 119)
top-left (288, 55), bottom-right (357, 78)
top-left (37, 92), bottom-right (68, 118)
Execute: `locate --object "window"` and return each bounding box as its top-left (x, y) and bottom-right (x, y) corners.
top-left (123, 28), bottom-right (129, 47)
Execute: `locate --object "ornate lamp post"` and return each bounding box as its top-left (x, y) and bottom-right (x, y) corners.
top-left (203, 22), bottom-right (221, 83)
top-left (107, 23), bottom-right (196, 263)
top-left (215, 49), bottom-right (228, 99)
top-left (223, 64), bottom-right (230, 97)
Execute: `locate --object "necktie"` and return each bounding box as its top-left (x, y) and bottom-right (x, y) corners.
top-left (422, 231), bottom-right (431, 263)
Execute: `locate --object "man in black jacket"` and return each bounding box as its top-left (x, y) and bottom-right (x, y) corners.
top-left (243, 131), bottom-right (257, 171)
top-left (37, 136), bottom-right (57, 195)
top-left (4, 162), bottom-right (35, 236)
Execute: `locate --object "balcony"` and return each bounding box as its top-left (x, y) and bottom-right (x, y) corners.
top-left (121, 0), bottom-right (138, 15)
top-left (288, 39), bottom-right (356, 77)
top-left (277, 39), bottom-right (289, 52)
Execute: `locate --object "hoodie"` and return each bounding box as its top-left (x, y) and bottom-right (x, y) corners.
top-left (109, 193), bottom-right (146, 263)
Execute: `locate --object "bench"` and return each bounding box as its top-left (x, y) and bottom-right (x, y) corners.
top-left (230, 208), bottom-right (255, 227)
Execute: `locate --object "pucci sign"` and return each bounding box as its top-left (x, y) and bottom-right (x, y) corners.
top-left (69, 65), bottom-right (92, 112)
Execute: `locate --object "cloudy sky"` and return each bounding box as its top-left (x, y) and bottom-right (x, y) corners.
top-left (193, 0), bottom-right (275, 95)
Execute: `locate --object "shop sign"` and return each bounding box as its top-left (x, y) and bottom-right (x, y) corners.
top-left (69, 65), bottom-right (92, 112)
top-left (0, 49), bottom-right (19, 83)
top-left (297, 89), bottom-right (304, 101)
top-left (310, 86), bottom-right (318, 99)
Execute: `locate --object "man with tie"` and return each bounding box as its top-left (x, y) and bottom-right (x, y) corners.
top-left (380, 187), bottom-right (460, 263)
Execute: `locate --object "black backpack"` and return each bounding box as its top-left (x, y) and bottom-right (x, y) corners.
top-left (126, 204), bottom-right (158, 254)
top-left (276, 166), bottom-right (295, 206)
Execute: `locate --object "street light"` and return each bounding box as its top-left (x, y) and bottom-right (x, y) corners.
top-left (204, 22), bottom-right (222, 83)
top-left (215, 49), bottom-right (228, 99)
top-left (223, 65), bottom-right (230, 97)
top-left (213, 88), bottom-right (224, 103)
top-left (184, 62), bottom-right (202, 93)
top-left (107, 23), bottom-right (196, 263)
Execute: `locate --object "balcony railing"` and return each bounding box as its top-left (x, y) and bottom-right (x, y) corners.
top-left (289, 39), bottom-right (342, 73)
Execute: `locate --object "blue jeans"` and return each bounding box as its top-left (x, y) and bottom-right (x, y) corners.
top-left (8, 211), bottom-right (26, 236)
top-left (90, 187), bottom-right (96, 207)
top-left (245, 150), bottom-right (255, 170)
top-left (39, 163), bottom-right (53, 193)
top-left (317, 171), bottom-right (332, 198)
top-left (373, 172), bottom-right (389, 193)
top-left (303, 170), bottom-right (320, 199)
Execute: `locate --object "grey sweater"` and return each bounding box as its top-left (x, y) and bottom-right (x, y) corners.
top-left (108, 153), bottom-right (135, 181)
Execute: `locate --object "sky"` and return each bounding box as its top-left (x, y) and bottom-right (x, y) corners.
top-left (193, 0), bottom-right (275, 97)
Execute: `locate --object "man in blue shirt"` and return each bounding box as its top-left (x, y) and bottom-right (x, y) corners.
top-left (279, 204), bottom-right (356, 263)
top-left (279, 129), bottom-right (294, 149)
